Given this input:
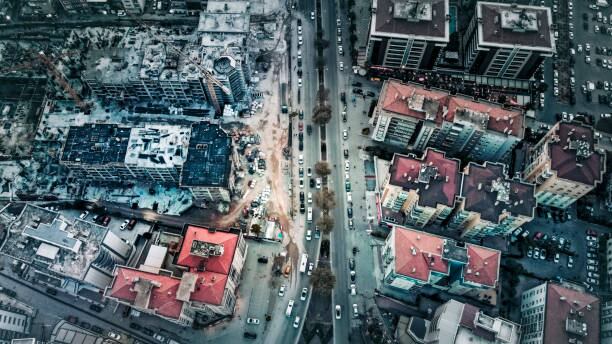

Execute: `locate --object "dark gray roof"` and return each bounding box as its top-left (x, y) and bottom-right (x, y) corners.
top-left (61, 124), bottom-right (131, 165)
top-left (180, 123), bottom-right (232, 187)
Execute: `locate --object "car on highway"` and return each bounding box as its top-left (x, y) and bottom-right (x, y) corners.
top-left (307, 167), bottom-right (312, 177)
top-left (353, 304), bottom-right (359, 317)
top-left (347, 208), bottom-right (353, 218)
top-left (343, 130), bottom-right (348, 140)
top-left (345, 160), bottom-right (350, 171)
top-left (244, 332), bottom-right (257, 339)
top-left (345, 181), bottom-right (351, 192)
top-left (308, 262), bottom-right (314, 275)
top-left (247, 318), bottom-right (260, 325)
top-left (335, 305), bottom-right (341, 319)
top-left (350, 270), bottom-right (356, 282)
top-left (310, 11), bottom-right (315, 20)
top-left (298, 78), bottom-right (302, 87)
top-left (306, 230), bottom-right (312, 241)
top-left (349, 258), bottom-right (355, 270)
top-left (279, 284), bottom-right (286, 297)
top-left (293, 316), bottom-right (301, 328)
top-left (350, 284), bottom-right (356, 295)
top-left (307, 192), bottom-right (312, 203)
top-left (300, 287), bottom-right (308, 301)
top-left (286, 300), bottom-right (295, 317)
top-left (339, 61), bottom-right (344, 71)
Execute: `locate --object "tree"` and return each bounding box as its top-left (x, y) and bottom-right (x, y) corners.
top-left (312, 104), bottom-right (332, 124)
top-left (251, 224), bottom-right (262, 237)
top-left (315, 188), bottom-right (336, 211)
top-left (317, 88), bottom-right (330, 103)
top-left (314, 161), bottom-right (331, 176)
top-left (310, 266), bottom-right (336, 294)
top-left (315, 38), bottom-right (330, 50)
top-left (316, 214), bottom-right (334, 234)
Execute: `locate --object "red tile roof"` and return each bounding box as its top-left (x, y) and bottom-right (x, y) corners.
top-left (107, 267), bottom-right (184, 319)
top-left (544, 283), bottom-right (600, 344)
top-left (177, 225), bottom-right (238, 275)
top-left (389, 149), bottom-right (461, 208)
top-left (189, 272), bottom-right (228, 305)
top-left (393, 226), bottom-right (449, 282)
top-left (549, 122), bottom-right (605, 186)
top-left (464, 245), bottom-right (500, 288)
top-left (379, 80), bottom-right (524, 137)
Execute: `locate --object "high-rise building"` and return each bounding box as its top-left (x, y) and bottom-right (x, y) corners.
top-left (379, 149), bottom-right (461, 227)
top-left (121, 0), bottom-right (145, 13)
top-left (365, 0), bottom-right (450, 70)
top-left (105, 225), bottom-right (247, 327)
top-left (382, 225), bottom-right (500, 295)
top-left (523, 121), bottom-right (606, 209)
top-left (449, 161), bottom-right (536, 240)
top-left (424, 299), bottom-right (521, 344)
top-left (520, 282), bottom-right (599, 344)
top-left (602, 301), bottom-right (612, 344)
top-left (371, 80), bottom-right (524, 163)
top-left (463, 2), bottom-right (555, 79)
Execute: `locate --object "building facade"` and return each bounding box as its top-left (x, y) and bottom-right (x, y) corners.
top-left (602, 301), bottom-right (612, 344)
top-left (365, 0), bottom-right (450, 70)
top-left (424, 299), bottom-right (521, 344)
top-left (371, 80), bottom-right (524, 163)
top-left (379, 149), bottom-right (461, 227)
top-left (523, 121), bottom-right (606, 209)
top-left (449, 162), bottom-right (536, 240)
top-left (382, 225), bottom-right (500, 295)
top-left (121, 0), bottom-right (145, 13)
top-left (463, 2), bottom-right (555, 79)
top-left (105, 225), bottom-right (247, 327)
top-left (520, 282), bottom-right (600, 344)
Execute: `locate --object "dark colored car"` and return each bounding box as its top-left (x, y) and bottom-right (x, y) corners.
top-left (80, 322), bottom-right (91, 329)
top-left (347, 208), bottom-right (353, 218)
top-left (257, 256), bottom-right (269, 264)
top-left (89, 304), bottom-right (103, 312)
top-left (45, 288), bottom-right (57, 295)
top-left (244, 332), bottom-right (257, 339)
top-left (128, 219), bottom-right (137, 229)
top-left (130, 322), bottom-right (142, 330)
top-left (91, 325), bottom-right (104, 334)
top-left (351, 82), bottom-right (362, 87)
top-left (366, 91), bottom-right (375, 97)
top-left (142, 328), bottom-right (154, 336)
top-left (65, 316), bottom-right (78, 324)
top-left (300, 203), bottom-right (305, 214)
top-left (102, 215), bottom-right (111, 227)
top-left (310, 178), bottom-right (315, 188)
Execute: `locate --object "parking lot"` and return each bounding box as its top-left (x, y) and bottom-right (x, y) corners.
top-left (510, 207), bottom-right (610, 292)
top-left (540, 0), bottom-right (612, 129)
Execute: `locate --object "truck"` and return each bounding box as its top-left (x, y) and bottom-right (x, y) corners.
top-left (299, 253), bottom-right (308, 273)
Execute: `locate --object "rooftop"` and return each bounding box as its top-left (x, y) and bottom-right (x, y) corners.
top-left (392, 225), bottom-right (500, 288)
top-left (476, 2), bottom-right (555, 52)
top-left (371, 0), bottom-right (450, 43)
top-left (124, 124), bottom-right (190, 169)
top-left (205, 0), bottom-right (249, 13)
top-left (176, 225), bottom-right (238, 274)
top-left (61, 124), bottom-right (131, 165)
top-left (3, 204), bottom-right (129, 285)
top-left (379, 80), bottom-right (524, 137)
top-left (544, 282), bottom-right (600, 344)
top-left (180, 123), bottom-right (232, 187)
top-left (197, 12), bottom-right (250, 34)
top-left (388, 148), bottom-right (461, 208)
top-left (456, 301), bottom-right (520, 344)
top-left (461, 162), bottom-right (536, 223)
top-left (548, 121), bottom-right (605, 186)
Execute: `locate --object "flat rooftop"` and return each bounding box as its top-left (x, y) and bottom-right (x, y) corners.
top-left (197, 12), bottom-right (250, 34)
top-left (548, 122), bottom-right (605, 186)
top-left (370, 0), bottom-right (450, 43)
top-left (388, 148), bottom-right (460, 208)
top-left (462, 162), bottom-right (535, 223)
top-left (125, 124), bottom-right (191, 169)
top-left (205, 0), bottom-right (249, 13)
top-left (180, 123), bottom-right (232, 187)
top-left (477, 2), bottom-right (555, 52)
top-left (61, 124), bottom-right (131, 165)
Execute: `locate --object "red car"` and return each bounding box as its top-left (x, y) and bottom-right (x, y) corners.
top-left (533, 232), bottom-right (544, 240)
top-left (299, 121), bottom-right (304, 132)
top-left (587, 228), bottom-right (598, 236)
top-left (102, 216), bottom-right (111, 227)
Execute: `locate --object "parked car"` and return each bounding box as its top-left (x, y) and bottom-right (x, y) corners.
top-left (247, 318), bottom-right (260, 325)
top-left (119, 219), bottom-right (130, 231)
top-left (108, 331), bottom-right (121, 340)
top-left (300, 287), bottom-right (308, 301)
top-left (567, 256), bottom-right (574, 268)
top-left (244, 332), bottom-right (257, 339)
top-left (279, 284), bottom-right (286, 297)
top-left (89, 304), bottom-right (103, 312)
top-left (293, 316), bottom-right (301, 328)
top-left (335, 305), bottom-right (342, 319)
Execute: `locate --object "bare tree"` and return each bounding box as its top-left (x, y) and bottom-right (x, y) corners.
top-left (310, 266), bottom-right (336, 294)
top-left (312, 104), bottom-right (332, 124)
top-left (251, 224), bottom-right (262, 237)
top-left (316, 214), bottom-right (334, 234)
top-left (315, 188), bottom-right (336, 211)
top-left (314, 161), bottom-right (331, 176)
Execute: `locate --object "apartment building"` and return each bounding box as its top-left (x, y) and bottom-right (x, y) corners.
top-left (449, 162), bottom-right (536, 240)
top-left (520, 282), bottom-right (599, 344)
top-left (424, 299), bottom-right (521, 344)
top-left (382, 225), bottom-right (500, 295)
top-left (523, 121), bottom-right (606, 209)
top-left (60, 122), bottom-right (235, 204)
top-left (378, 149), bottom-right (461, 227)
top-left (371, 80), bottom-right (524, 163)
top-left (463, 2), bottom-right (555, 79)
top-left (121, 0), bottom-right (145, 13)
top-left (365, 0), bottom-right (450, 70)
top-left (0, 305), bottom-right (31, 343)
top-left (602, 301), bottom-right (612, 344)
top-left (105, 225), bottom-right (247, 327)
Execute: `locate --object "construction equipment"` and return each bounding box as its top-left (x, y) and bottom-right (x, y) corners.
top-left (134, 20), bottom-right (230, 114)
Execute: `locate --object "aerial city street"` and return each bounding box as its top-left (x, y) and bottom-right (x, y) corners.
top-left (0, 0), bottom-right (610, 343)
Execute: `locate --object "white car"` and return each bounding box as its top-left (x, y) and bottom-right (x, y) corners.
top-left (108, 332), bottom-right (121, 340)
top-left (307, 192), bottom-right (312, 203)
top-left (350, 284), bottom-right (356, 295)
top-left (310, 11), bottom-right (315, 20)
top-left (117, 10), bottom-right (126, 16)
top-left (344, 160), bottom-right (350, 171)
top-left (335, 305), bottom-right (341, 319)
top-left (577, 44), bottom-right (583, 52)
top-left (353, 304), bottom-right (359, 318)
top-left (306, 230), bottom-right (312, 241)
top-left (79, 211), bottom-right (89, 219)
top-left (298, 35), bottom-right (303, 45)
top-left (567, 256), bottom-right (574, 268)
top-left (298, 26), bottom-right (302, 35)
top-left (343, 130), bottom-right (348, 140)
top-left (315, 178), bottom-right (322, 189)
top-left (279, 284), bottom-right (286, 297)
top-left (293, 316), bottom-right (301, 328)
top-left (247, 318), bottom-right (260, 325)
top-left (339, 62), bottom-right (344, 71)
top-left (308, 262), bottom-right (314, 275)
top-left (119, 219), bottom-right (129, 231)
top-left (300, 287), bottom-right (308, 301)
top-left (298, 78), bottom-right (302, 87)
top-left (554, 253), bottom-right (560, 263)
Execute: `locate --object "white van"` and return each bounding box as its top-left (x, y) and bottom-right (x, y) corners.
top-left (299, 253), bottom-right (308, 273)
top-left (286, 299), bottom-right (294, 316)
top-left (307, 207), bottom-right (312, 222)
top-left (346, 192), bottom-right (352, 203)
